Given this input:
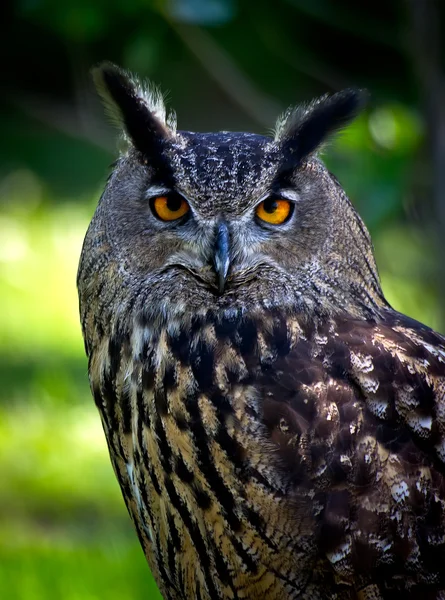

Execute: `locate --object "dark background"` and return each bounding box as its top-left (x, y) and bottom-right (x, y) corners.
top-left (1, 1), bottom-right (444, 598)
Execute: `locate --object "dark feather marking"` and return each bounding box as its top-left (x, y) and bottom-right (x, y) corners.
top-left (176, 569), bottom-right (185, 600)
top-left (190, 340), bottom-right (215, 392)
top-left (102, 374), bottom-right (119, 433)
top-left (163, 476), bottom-right (219, 598)
top-left (267, 315), bottom-right (292, 357)
top-left (230, 535), bottom-right (258, 575)
top-left (213, 312), bottom-right (242, 338)
top-left (137, 388), bottom-right (151, 429)
top-left (168, 329), bottom-right (192, 365)
top-left (318, 496), bottom-right (346, 553)
top-left (155, 386), bottom-right (169, 416)
top-left (166, 530), bottom-right (177, 586)
top-left (214, 423), bottom-right (246, 472)
top-left (163, 363), bottom-right (178, 390)
top-left (92, 381), bottom-right (106, 412)
top-left (133, 446), bottom-right (141, 467)
top-left (108, 336), bottom-right (122, 380)
top-left (237, 319), bottom-right (258, 357)
top-left (153, 526), bottom-right (174, 589)
top-left (142, 365), bottom-right (156, 392)
top-left (141, 348), bottom-right (156, 388)
top-left (102, 336), bottom-right (123, 434)
top-left (136, 416), bottom-right (145, 464)
top-left (167, 512), bottom-right (181, 555)
top-left (196, 582), bottom-right (202, 600)
top-left (175, 456), bottom-right (194, 484)
top-left (120, 387), bottom-right (132, 434)
top-left (194, 486), bottom-right (212, 510)
top-left (133, 467), bottom-right (157, 529)
top-left (113, 459), bottom-right (132, 501)
top-left (94, 318), bottom-right (105, 339)
top-left (174, 412), bottom-right (189, 431)
top-left (155, 415), bottom-right (173, 474)
top-left (244, 506), bottom-right (278, 551)
top-left (190, 314), bottom-right (205, 335)
top-left (137, 460), bottom-right (160, 509)
top-left (132, 517), bottom-right (146, 548)
top-left (148, 465), bottom-right (162, 496)
top-left (211, 544), bottom-right (234, 589)
top-left (185, 391), bottom-right (242, 532)
top-left (211, 392), bottom-right (234, 416)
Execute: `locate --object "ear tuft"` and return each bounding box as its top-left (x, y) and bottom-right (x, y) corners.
top-left (92, 62), bottom-right (176, 158)
top-left (274, 89), bottom-right (367, 162)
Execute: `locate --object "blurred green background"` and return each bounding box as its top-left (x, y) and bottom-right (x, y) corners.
top-left (1, 0), bottom-right (445, 598)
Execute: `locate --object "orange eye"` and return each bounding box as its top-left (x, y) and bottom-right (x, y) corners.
top-left (256, 198), bottom-right (292, 225)
top-left (151, 195), bottom-right (189, 221)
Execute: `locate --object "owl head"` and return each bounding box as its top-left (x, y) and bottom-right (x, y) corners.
top-left (79, 63), bottom-right (386, 330)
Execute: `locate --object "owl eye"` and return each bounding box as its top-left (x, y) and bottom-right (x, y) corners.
top-left (255, 198), bottom-right (293, 225)
top-left (150, 194), bottom-right (190, 222)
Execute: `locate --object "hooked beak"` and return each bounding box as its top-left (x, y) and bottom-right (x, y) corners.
top-left (213, 222), bottom-right (230, 293)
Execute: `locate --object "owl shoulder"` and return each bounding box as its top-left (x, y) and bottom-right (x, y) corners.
top-left (259, 308), bottom-right (445, 480)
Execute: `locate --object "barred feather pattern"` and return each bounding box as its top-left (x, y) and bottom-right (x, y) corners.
top-left (86, 302), bottom-right (445, 600)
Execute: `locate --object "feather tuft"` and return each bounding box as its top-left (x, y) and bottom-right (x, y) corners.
top-left (274, 89), bottom-right (368, 164)
top-left (92, 62), bottom-right (177, 159)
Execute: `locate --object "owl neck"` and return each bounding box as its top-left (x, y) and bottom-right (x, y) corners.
top-left (79, 239), bottom-right (388, 358)
top-left (80, 267), bottom-right (387, 358)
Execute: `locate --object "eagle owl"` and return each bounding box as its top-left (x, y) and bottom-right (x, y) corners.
top-left (78, 63), bottom-right (445, 600)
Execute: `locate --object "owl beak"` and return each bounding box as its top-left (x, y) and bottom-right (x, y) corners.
top-left (213, 222), bottom-right (230, 293)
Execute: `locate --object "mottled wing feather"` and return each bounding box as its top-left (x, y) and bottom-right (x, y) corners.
top-left (261, 309), bottom-right (445, 593)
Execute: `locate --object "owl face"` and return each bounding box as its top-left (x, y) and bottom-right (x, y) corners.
top-left (84, 63), bottom-right (382, 319)
top-left (103, 130), bottom-right (337, 299)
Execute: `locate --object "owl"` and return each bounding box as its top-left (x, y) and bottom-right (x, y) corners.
top-left (78, 63), bottom-right (445, 600)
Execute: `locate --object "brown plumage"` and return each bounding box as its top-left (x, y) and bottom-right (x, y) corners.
top-left (78, 63), bottom-right (445, 599)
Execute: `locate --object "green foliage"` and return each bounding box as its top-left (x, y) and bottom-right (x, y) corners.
top-left (0, 547), bottom-right (161, 600)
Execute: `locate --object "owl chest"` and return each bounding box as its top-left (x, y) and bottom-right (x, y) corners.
top-left (98, 319), bottom-right (319, 599)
